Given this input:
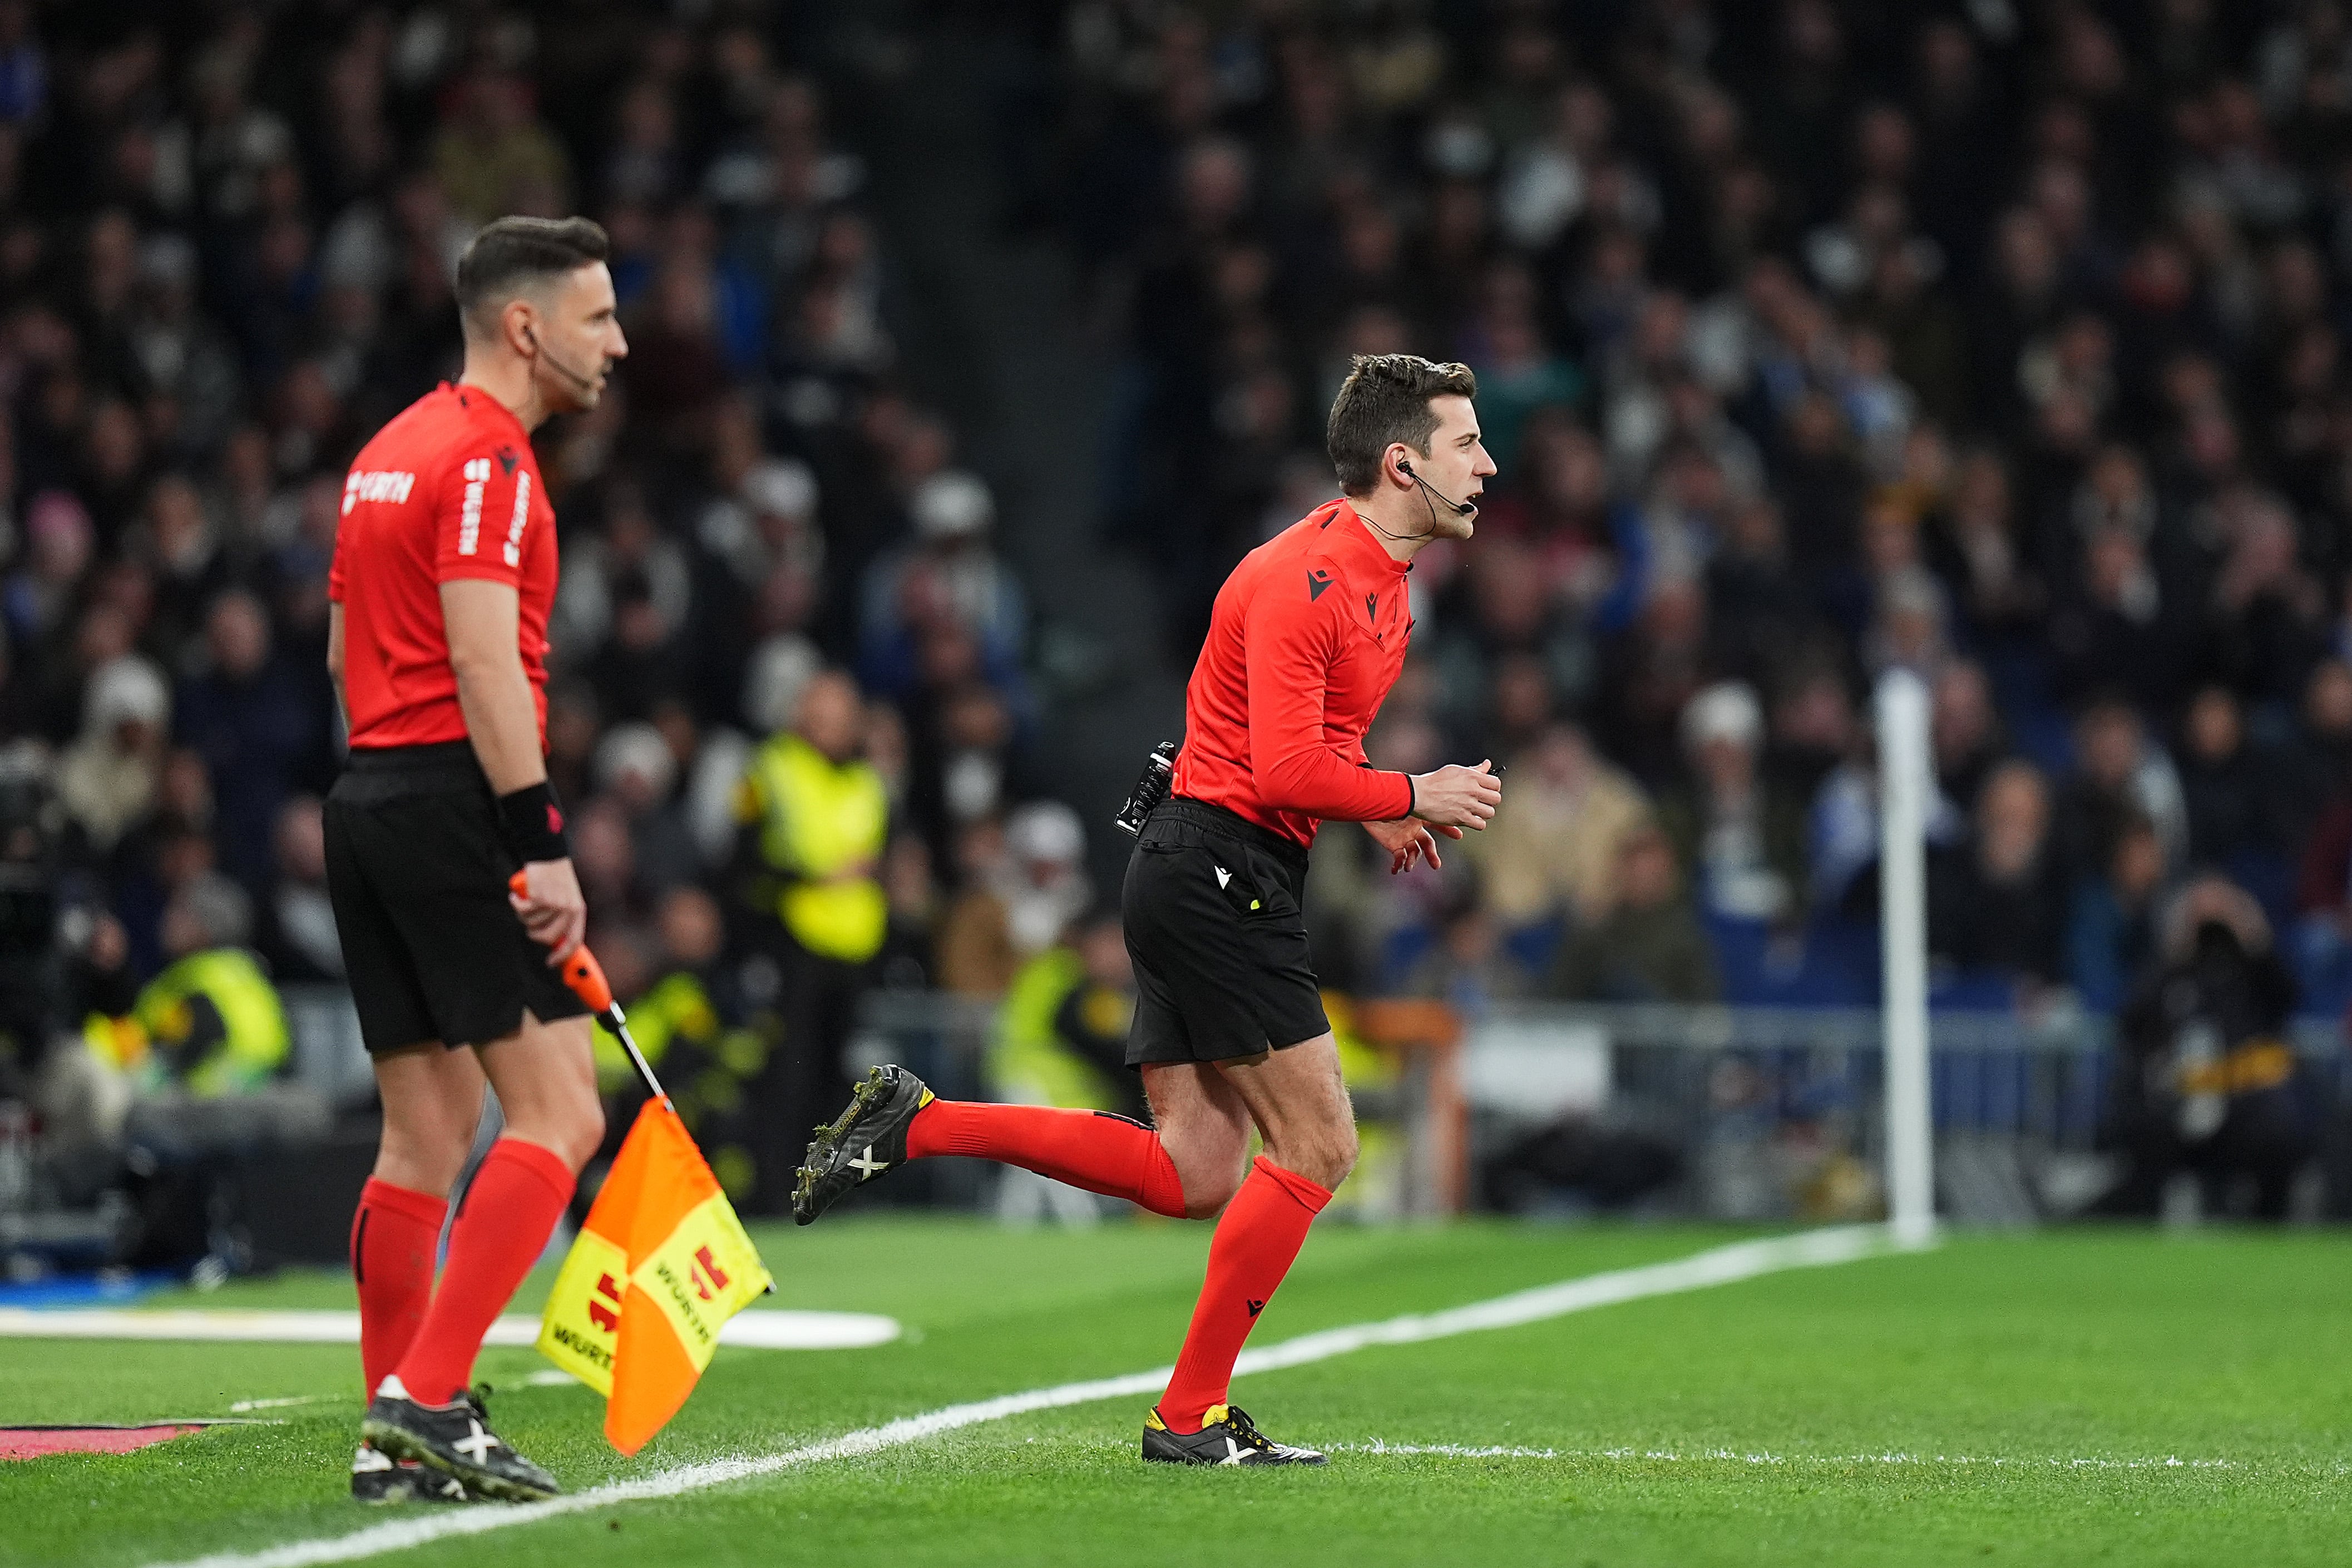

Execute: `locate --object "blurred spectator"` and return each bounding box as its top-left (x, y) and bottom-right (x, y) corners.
top-left (872, 833), bottom-right (938, 992)
top-left (2176, 685), bottom-right (2280, 869)
top-left (256, 794), bottom-right (340, 983)
top-left (1929, 660), bottom-right (2008, 817)
top-left (1549, 825), bottom-right (1719, 1003)
top-left (1402, 884), bottom-right (1538, 1015)
top-left (2279, 658), bottom-right (2352, 841)
top-left (1464, 721), bottom-right (1647, 932)
top-left (595, 720), bottom-right (701, 896)
top-left (936, 801), bottom-right (1091, 998)
top-left (2048, 525), bottom-right (2192, 713)
top-left (431, 72), bottom-right (571, 227)
top-left (1657, 682), bottom-right (1806, 924)
top-left (172, 588), bottom-right (329, 893)
top-left (2054, 699), bottom-right (2188, 883)
top-left (2203, 492), bottom-right (2325, 710)
top-left (57, 655), bottom-right (169, 854)
top-left (858, 470), bottom-right (1027, 702)
top-left (2067, 814), bottom-right (2166, 1013)
top-left (1928, 760), bottom-right (2067, 993)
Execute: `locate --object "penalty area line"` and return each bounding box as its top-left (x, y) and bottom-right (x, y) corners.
top-left (150, 1224), bottom-right (1920, 1568)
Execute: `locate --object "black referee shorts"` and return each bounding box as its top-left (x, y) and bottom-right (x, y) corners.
top-left (323, 740), bottom-right (588, 1055)
top-left (1122, 798), bottom-right (1330, 1067)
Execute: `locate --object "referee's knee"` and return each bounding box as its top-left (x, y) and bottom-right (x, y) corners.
top-left (1266, 1122), bottom-right (1356, 1193)
top-left (562, 1099), bottom-right (606, 1173)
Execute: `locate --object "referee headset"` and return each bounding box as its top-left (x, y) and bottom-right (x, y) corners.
top-left (522, 320), bottom-right (602, 394)
top-left (1360, 448), bottom-right (1478, 542)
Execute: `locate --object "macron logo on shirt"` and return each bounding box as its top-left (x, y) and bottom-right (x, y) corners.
top-left (342, 469), bottom-right (417, 515)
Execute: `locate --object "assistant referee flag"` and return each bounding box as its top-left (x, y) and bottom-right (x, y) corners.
top-left (538, 1099), bottom-right (772, 1455)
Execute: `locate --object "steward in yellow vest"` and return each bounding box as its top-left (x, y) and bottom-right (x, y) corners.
top-left (119, 873), bottom-right (290, 1097)
top-left (733, 675), bottom-right (889, 964)
top-left (728, 670), bottom-right (890, 1211)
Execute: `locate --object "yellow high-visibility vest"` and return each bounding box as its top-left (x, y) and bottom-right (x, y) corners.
top-left (747, 733), bottom-right (888, 962)
top-left (131, 947), bottom-right (290, 1097)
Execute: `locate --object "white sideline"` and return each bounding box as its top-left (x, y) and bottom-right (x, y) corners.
top-left (1341, 1443), bottom-right (2241, 1470)
top-left (146, 1225), bottom-right (1916, 1568)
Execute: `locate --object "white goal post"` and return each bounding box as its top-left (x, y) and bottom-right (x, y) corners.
top-left (1875, 670), bottom-right (1936, 1243)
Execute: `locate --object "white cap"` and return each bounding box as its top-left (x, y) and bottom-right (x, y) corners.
top-left (85, 656), bottom-right (170, 735)
top-left (744, 458), bottom-right (818, 521)
top-left (744, 634), bottom-right (821, 736)
top-left (595, 721), bottom-right (676, 799)
top-left (1005, 800), bottom-right (1083, 865)
top-left (1681, 680), bottom-right (1763, 754)
top-left (912, 471), bottom-right (993, 541)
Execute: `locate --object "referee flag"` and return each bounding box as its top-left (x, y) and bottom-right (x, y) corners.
top-left (537, 1097), bottom-right (773, 1455)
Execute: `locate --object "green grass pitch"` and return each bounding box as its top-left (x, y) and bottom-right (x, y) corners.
top-left (4, 1218), bottom-right (2348, 1567)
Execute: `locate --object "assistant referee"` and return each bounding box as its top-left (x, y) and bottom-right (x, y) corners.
top-left (326, 217), bottom-right (625, 1505)
top-left (787, 354), bottom-right (1503, 1466)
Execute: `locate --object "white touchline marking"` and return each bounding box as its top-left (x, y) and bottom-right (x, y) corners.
top-left (229, 1396), bottom-right (327, 1414)
top-left (1337, 1443), bottom-right (2243, 1470)
top-left (229, 1369), bottom-right (577, 1414)
top-left (145, 1225), bottom-right (1919, 1568)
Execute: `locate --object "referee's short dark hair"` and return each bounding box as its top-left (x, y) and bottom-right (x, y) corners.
top-left (454, 216), bottom-right (610, 336)
top-left (1326, 353), bottom-right (1479, 496)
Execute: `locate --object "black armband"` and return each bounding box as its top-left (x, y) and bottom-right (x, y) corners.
top-left (498, 780), bottom-right (571, 863)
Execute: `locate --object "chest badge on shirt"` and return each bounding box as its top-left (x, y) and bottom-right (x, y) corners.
top-left (497, 446), bottom-right (518, 476)
top-left (1307, 569), bottom-right (1333, 601)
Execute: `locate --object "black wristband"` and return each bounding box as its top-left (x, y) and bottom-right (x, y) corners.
top-left (1404, 773), bottom-right (1417, 818)
top-left (498, 780), bottom-right (571, 863)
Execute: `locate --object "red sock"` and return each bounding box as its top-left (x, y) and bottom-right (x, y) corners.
top-left (352, 1179), bottom-right (447, 1400)
top-left (1158, 1156), bottom-right (1331, 1433)
top-left (390, 1139), bottom-right (574, 1406)
top-left (907, 1100), bottom-right (1187, 1218)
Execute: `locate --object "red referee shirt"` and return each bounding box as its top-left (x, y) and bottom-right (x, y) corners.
top-left (329, 383), bottom-right (560, 751)
top-left (1170, 498), bottom-right (1417, 849)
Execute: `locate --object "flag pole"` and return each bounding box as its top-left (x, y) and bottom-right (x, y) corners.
top-left (509, 872), bottom-right (768, 1297)
top-left (510, 870), bottom-right (668, 1104)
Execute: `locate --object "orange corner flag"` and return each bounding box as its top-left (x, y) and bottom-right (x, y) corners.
top-left (537, 1099), bottom-right (772, 1455)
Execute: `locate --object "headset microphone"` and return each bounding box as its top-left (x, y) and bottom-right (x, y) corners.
top-left (1396, 458), bottom-right (1477, 518)
top-left (525, 326), bottom-right (602, 393)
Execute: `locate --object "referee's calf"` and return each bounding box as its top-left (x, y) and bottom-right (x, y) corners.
top-left (326, 216), bottom-right (626, 1504)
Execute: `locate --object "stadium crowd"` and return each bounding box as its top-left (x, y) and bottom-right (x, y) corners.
top-left (3, 2), bottom-right (2352, 1223)
top-left (1066, 0), bottom-right (2352, 1029)
top-left (0, 4), bottom-right (1075, 1213)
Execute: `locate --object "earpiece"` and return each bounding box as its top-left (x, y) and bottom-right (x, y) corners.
top-left (1395, 457), bottom-right (1476, 518)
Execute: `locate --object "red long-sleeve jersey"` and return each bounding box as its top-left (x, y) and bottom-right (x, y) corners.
top-left (1170, 498), bottom-right (1416, 848)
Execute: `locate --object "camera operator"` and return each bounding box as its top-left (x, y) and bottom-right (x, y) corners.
top-left (2097, 876), bottom-right (2321, 1221)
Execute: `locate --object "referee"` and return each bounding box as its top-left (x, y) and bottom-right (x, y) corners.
top-left (327, 217), bottom-right (625, 1504)
top-left (790, 355), bottom-right (1502, 1465)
